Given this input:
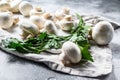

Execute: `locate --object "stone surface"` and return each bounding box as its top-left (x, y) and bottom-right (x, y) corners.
top-left (0, 0), bottom-right (120, 80)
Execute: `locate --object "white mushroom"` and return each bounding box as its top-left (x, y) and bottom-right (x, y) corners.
top-left (19, 20), bottom-right (39, 39)
top-left (43, 20), bottom-right (57, 34)
top-left (57, 15), bottom-right (74, 31)
top-left (59, 41), bottom-right (82, 65)
top-left (92, 21), bottom-right (114, 45)
top-left (55, 7), bottom-right (70, 21)
top-left (9, 0), bottom-right (22, 13)
top-left (30, 15), bottom-right (45, 30)
top-left (43, 12), bottom-right (53, 20)
top-left (0, 11), bottom-right (13, 29)
top-left (19, 1), bottom-right (33, 17)
top-left (0, 1), bottom-right (10, 11)
top-left (29, 6), bottom-right (45, 16)
top-left (13, 15), bottom-right (19, 25)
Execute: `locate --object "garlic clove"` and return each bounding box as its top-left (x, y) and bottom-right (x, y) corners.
top-left (0, 1), bottom-right (10, 11)
top-left (60, 41), bottom-right (82, 64)
top-left (92, 21), bottom-right (114, 45)
top-left (19, 1), bottom-right (33, 17)
top-left (9, 0), bottom-right (22, 13)
top-left (30, 15), bottom-right (45, 30)
top-left (0, 11), bottom-right (13, 29)
top-left (44, 20), bottom-right (57, 34)
top-left (29, 6), bottom-right (45, 16)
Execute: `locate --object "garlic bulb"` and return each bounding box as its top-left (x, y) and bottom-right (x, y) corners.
top-left (92, 21), bottom-right (114, 45)
top-left (59, 41), bottom-right (82, 65)
top-left (19, 20), bottom-right (39, 39)
top-left (29, 6), bottom-right (45, 16)
top-left (0, 11), bottom-right (13, 29)
top-left (55, 7), bottom-right (70, 20)
top-left (30, 15), bottom-right (45, 30)
top-left (19, 1), bottom-right (33, 17)
top-left (43, 20), bottom-right (57, 34)
top-left (0, 1), bottom-right (10, 11)
top-left (10, 0), bottom-right (22, 13)
top-left (57, 15), bottom-right (74, 31)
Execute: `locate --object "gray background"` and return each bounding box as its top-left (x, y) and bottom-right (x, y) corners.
top-left (0, 0), bottom-right (120, 80)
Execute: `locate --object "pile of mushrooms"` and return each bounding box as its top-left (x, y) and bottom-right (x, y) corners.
top-left (0, 0), bottom-right (115, 65)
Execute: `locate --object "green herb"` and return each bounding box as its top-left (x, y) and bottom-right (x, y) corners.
top-left (2, 14), bottom-right (93, 62)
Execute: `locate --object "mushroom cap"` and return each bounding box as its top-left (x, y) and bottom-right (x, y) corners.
top-left (44, 20), bottom-right (57, 34)
top-left (92, 21), bottom-right (114, 45)
top-left (55, 7), bottom-right (70, 20)
top-left (0, 1), bottom-right (10, 11)
top-left (0, 11), bottom-right (13, 29)
top-left (19, 1), bottom-right (33, 16)
top-left (10, 0), bottom-right (22, 13)
top-left (30, 15), bottom-right (45, 29)
top-left (62, 41), bottom-right (82, 63)
top-left (19, 20), bottom-right (39, 35)
top-left (58, 15), bottom-right (74, 31)
top-left (29, 6), bottom-right (45, 16)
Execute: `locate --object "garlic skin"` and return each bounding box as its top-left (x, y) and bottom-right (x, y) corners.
top-left (0, 1), bottom-right (10, 11)
top-left (55, 7), bottom-right (70, 20)
top-left (92, 21), bottom-right (114, 45)
top-left (19, 1), bottom-right (33, 17)
top-left (10, 0), bottom-right (22, 13)
top-left (43, 20), bottom-right (57, 34)
top-left (29, 6), bottom-right (45, 16)
top-left (0, 11), bottom-right (13, 29)
top-left (57, 15), bottom-right (74, 31)
top-left (19, 20), bottom-right (39, 39)
top-left (30, 15), bottom-right (45, 30)
top-left (59, 41), bottom-right (82, 65)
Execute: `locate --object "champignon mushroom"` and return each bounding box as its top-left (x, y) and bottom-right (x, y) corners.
top-left (55, 7), bottom-right (70, 21)
top-left (30, 15), bottom-right (45, 30)
top-left (43, 20), bottom-right (57, 34)
top-left (0, 1), bottom-right (10, 11)
top-left (59, 41), bottom-right (82, 65)
top-left (13, 16), bottom-right (19, 25)
top-left (0, 11), bottom-right (13, 29)
top-left (57, 15), bottom-right (74, 31)
top-left (9, 0), bottom-right (22, 13)
top-left (19, 1), bottom-right (33, 17)
top-left (19, 20), bottom-right (39, 39)
top-left (92, 21), bottom-right (114, 45)
top-left (43, 12), bottom-right (53, 20)
top-left (29, 6), bottom-right (45, 16)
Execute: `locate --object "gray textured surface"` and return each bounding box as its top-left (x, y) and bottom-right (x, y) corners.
top-left (0, 0), bottom-right (120, 80)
